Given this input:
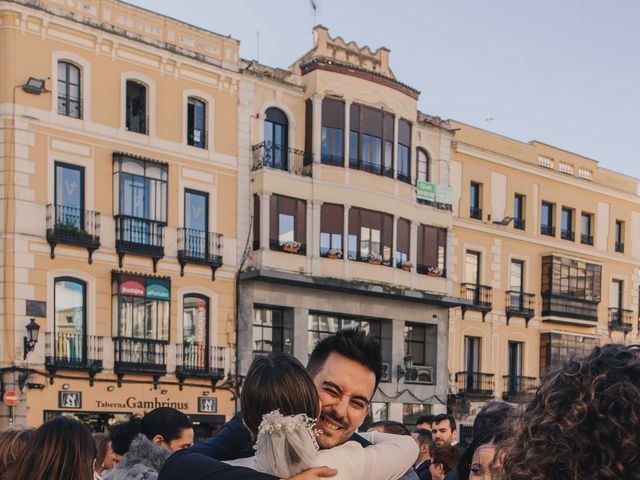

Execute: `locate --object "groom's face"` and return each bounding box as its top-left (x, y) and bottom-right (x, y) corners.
top-left (312, 352), bottom-right (376, 449)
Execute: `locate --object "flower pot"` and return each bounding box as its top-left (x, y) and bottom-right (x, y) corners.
top-left (283, 246), bottom-right (299, 254)
top-left (401, 265), bottom-right (411, 272)
top-left (367, 259), bottom-right (381, 265)
top-left (327, 253), bottom-right (339, 259)
top-left (427, 271), bottom-right (439, 277)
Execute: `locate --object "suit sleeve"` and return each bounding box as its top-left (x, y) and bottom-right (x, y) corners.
top-left (188, 412), bottom-right (255, 461)
top-left (159, 449), bottom-right (278, 480)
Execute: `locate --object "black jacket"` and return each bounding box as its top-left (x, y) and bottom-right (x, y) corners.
top-left (414, 460), bottom-right (432, 480)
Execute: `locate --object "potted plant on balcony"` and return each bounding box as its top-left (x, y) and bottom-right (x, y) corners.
top-left (327, 248), bottom-right (342, 259)
top-left (426, 266), bottom-right (441, 277)
top-left (367, 253), bottom-right (382, 265)
top-left (400, 261), bottom-right (413, 272)
top-left (281, 240), bottom-right (302, 254)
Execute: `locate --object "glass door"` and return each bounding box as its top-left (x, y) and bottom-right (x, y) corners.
top-left (55, 163), bottom-right (84, 230)
top-left (185, 190), bottom-right (208, 258)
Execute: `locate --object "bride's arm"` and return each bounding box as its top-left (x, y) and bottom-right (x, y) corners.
top-left (358, 432), bottom-right (419, 480)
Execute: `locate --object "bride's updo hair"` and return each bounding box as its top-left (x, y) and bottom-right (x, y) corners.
top-left (242, 353), bottom-right (320, 438)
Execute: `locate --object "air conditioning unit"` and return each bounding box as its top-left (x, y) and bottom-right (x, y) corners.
top-left (380, 362), bottom-right (391, 382)
top-left (406, 366), bottom-right (434, 384)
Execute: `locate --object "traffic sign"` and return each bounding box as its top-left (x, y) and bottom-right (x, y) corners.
top-left (3, 391), bottom-right (19, 407)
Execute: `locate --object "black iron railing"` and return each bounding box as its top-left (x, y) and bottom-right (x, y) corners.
top-left (581, 233), bottom-right (593, 245)
top-left (456, 371), bottom-right (494, 397)
top-left (502, 375), bottom-right (537, 401)
top-left (505, 291), bottom-right (535, 319)
top-left (513, 218), bottom-right (525, 230)
top-left (115, 215), bottom-right (165, 256)
top-left (321, 153), bottom-right (344, 167)
top-left (608, 307), bottom-right (633, 333)
top-left (348, 158), bottom-right (393, 178)
top-left (541, 295), bottom-right (598, 322)
top-left (615, 241), bottom-right (624, 253)
top-left (470, 207), bottom-right (482, 220)
top-left (175, 344), bottom-right (232, 377)
top-left (561, 229), bottom-right (575, 241)
top-left (178, 228), bottom-right (223, 264)
top-left (270, 239), bottom-right (307, 256)
top-left (113, 337), bottom-right (167, 374)
top-left (397, 172), bottom-right (411, 184)
top-left (541, 224), bottom-right (555, 236)
top-left (45, 332), bottom-right (103, 371)
top-left (252, 142), bottom-right (312, 176)
top-left (46, 204), bottom-right (100, 247)
top-left (460, 283), bottom-right (493, 310)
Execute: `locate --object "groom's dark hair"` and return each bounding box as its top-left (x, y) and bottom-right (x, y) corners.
top-left (307, 328), bottom-right (382, 389)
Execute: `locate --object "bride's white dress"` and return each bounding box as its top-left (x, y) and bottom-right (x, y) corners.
top-left (227, 431), bottom-right (419, 480)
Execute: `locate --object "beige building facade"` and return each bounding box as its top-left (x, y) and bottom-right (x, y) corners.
top-left (448, 120), bottom-right (640, 436)
top-left (0, 0), bottom-right (241, 435)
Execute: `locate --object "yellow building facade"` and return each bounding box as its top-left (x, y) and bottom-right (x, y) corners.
top-left (448, 121), bottom-right (640, 436)
top-left (0, 0), bottom-right (241, 436)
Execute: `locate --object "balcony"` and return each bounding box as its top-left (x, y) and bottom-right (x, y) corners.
top-left (46, 204), bottom-right (100, 263)
top-left (347, 251), bottom-right (393, 267)
top-left (177, 228), bottom-right (223, 280)
top-left (513, 218), bottom-right (525, 230)
top-left (502, 375), bottom-right (538, 402)
top-left (348, 157), bottom-right (393, 178)
top-left (113, 337), bottom-right (167, 382)
top-left (320, 153), bottom-right (344, 167)
top-left (608, 308), bottom-right (633, 334)
top-left (541, 295), bottom-right (598, 322)
top-left (581, 233), bottom-right (593, 245)
top-left (252, 141), bottom-right (312, 177)
top-left (270, 239), bottom-right (307, 256)
top-left (45, 332), bottom-right (103, 383)
top-left (541, 224), bottom-right (555, 236)
top-left (397, 172), bottom-right (411, 184)
top-left (319, 247), bottom-right (343, 259)
top-left (416, 265), bottom-right (446, 278)
top-left (505, 291), bottom-right (535, 325)
top-left (470, 207), bottom-right (482, 220)
top-left (115, 215), bottom-right (165, 272)
top-left (615, 241), bottom-right (624, 253)
top-left (455, 371), bottom-right (494, 398)
top-left (175, 344), bottom-right (234, 388)
top-left (460, 283), bottom-right (493, 320)
top-left (561, 229), bottom-right (575, 241)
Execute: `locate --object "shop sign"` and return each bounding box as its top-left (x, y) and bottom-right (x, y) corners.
top-left (95, 396), bottom-right (189, 410)
top-left (59, 391), bottom-right (82, 409)
top-left (198, 397), bottom-right (217, 413)
top-left (146, 280), bottom-right (170, 300)
top-left (120, 277), bottom-right (145, 297)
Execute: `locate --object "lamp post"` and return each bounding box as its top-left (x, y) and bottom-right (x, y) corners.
top-left (23, 318), bottom-right (41, 360)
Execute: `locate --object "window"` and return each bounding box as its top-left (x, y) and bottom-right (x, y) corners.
top-left (610, 279), bottom-right (623, 310)
top-left (253, 306), bottom-right (292, 354)
top-left (470, 182), bottom-right (482, 220)
top-left (348, 104), bottom-right (393, 177)
top-left (510, 260), bottom-right (524, 293)
top-left (416, 149), bottom-right (430, 184)
top-left (183, 190), bottom-right (209, 258)
top-left (538, 156), bottom-right (553, 168)
top-left (580, 212), bottom-right (593, 245)
top-left (513, 194), bottom-right (525, 230)
top-left (404, 323), bottom-right (437, 384)
top-left (264, 107), bottom-right (288, 170)
top-left (320, 203), bottom-right (343, 258)
top-left (348, 207), bottom-right (393, 264)
top-left (125, 80), bottom-right (147, 134)
top-left (540, 332), bottom-right (598, 376)
top-left (396, 218), bottom-right (410, 268)
top-left (615, 220), bottom-right (624, 253)
top-left (561, 207), bottom-right (574, 241)
top-left (187, 97), bottom-right (206, 148)
top-left (321, 98), bottom-right (344, 166)
top-left (506, 341), bottom-right (524, 395)
top-left (182, 295), bottom-right (209, 370)
top-left (417, 225), bottom-right (446, 276)
top-left (365, 402), bottom-right (389, 427)
top-left (54, 162), bottom-right (84, 230)
top-left (57, 61), bottom-right (81, 118)
top-left (397, 119), bottom-right (411, 183)
top-left (269, 195), bottom-right (306, 253)
top-left (402, 404), bottom-right (431, 428)
top-left (558, 162), bottom-right (574, 175)
top-left (541, 201), bottom-right (555, 236)
top-left (253, 194), bottom-right (260, 250)
top-left (464, 336), bottom-right (481, 373)
top-left (54, 277), bottom-right (86, 363)
top-left (465, 250), bottom-right (481, 285)
top-left (578, 168), bottom-right (592, 180)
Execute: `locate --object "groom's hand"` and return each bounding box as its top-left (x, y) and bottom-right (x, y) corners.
top-left (286, 466), bottom-right (337, 479)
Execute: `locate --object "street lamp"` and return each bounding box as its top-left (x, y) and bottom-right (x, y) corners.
top-left (397, 355), bottom-right (413, 381)
top-left (23, 318), bottom-right (41, 359)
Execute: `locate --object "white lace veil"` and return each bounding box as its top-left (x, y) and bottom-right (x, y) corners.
top-left (254, 410), bottom-right (319, 478)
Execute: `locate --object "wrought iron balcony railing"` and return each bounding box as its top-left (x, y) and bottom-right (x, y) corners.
top-left (561, 229), bottom-right (575, 241)
top-left (115, 215), bottom-right (165, 270)
top-left (45, 332), bottom-right (103, 372)
top-left (46, 204), bottom-right (100, 262)
top-left (251, 142), bottom-right (312, 177)
top-left (581, 233), bottom-right (593, 245)
top-left (348, 157), bottom-right (393, 178)
top-left (615, 241), bottom-right (625, 253)
top-left (502, 375), bottom-right (538, 401)
top-left (455, 371), bottom-right (494, 398)
top-left (608, 307), bottom-right (633, 333)
top-left (461, 283), bottom-right (492, 309)
top-left (470, 207), bottom-right (482, 220)
top-left (177, 228), bottom-right (223, 279)
top-left (540, 224), bottom-right (555, 236)
top-left (113, 337), bottom-right (167, 376)
top-left (505, 291), bottom-right (535, 323)
top-left (320, 153), bottom-right (344, 167)
top-left (513, 217), bottom-right (525, 230)
top-left (396, 172), bottom-right (411, 184)
top-left (175, 344), bottom-right (234, 380)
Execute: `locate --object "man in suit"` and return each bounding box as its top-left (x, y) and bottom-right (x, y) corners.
top-left (412, 429), bottom-right (435, 480)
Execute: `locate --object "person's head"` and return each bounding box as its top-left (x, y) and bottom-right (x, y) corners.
top-left (416, 414), bottom-right (434, 431)
top-left (93, 432), bottom-right (116, 475)
top-left (241, 353), bottom-right (320, 439)
top-left (7, 416), bottom-right (95, 480)
top-left (306, 328), bottom-right (382, 449)
top-left (366, 420), bottom-right (410, 435)
top-left (502, 343), bottom-right (640, 479)
top-left (469, 442), bottom-right (504, 480)
top-left (141, 407), bottom-right (194, 451)
top-left (0, 428), bottom-right (34, 478)
top-left (431, 413), bottom-right (456, 447)
top-left (429, 445), bottom-right (461, 480)
top-left (412, 428), bottom-right (435, 465)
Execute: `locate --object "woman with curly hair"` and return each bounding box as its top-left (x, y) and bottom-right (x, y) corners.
top-left (501, 343), bottom-right (640, 480)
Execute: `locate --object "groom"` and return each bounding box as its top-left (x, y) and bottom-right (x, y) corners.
top-left (159, 328), bottom-right (417, 479)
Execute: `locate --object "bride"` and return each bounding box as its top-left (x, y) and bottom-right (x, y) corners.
top-left (227, 353), bottom-right (418, 479)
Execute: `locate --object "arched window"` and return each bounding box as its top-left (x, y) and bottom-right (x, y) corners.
top-left (54, 277), bottom-right (86, 364)
top-left (125, 80), bottom-right (147, 134)
top-left (57, 61), bottom-right (81, 119)
top-left (264, 107), bottom-right (288, 170)
top-left (417, 148), bottom-right (430, 183)
top-left (182, 294), bottom-right (209, 371)
top-left (187, 97), bottom-right (207, 148)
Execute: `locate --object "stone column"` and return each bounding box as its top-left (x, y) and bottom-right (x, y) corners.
top-left (343, 204), bottom-right (350, 277)
top-left (312, 93), bottom-right (324, 164)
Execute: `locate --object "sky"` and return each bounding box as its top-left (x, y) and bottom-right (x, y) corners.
top-left (127, 0), bottom-right (640, 180)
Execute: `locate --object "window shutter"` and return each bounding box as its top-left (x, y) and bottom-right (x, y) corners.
top-left (322, 99), bottom-right (345, 129)
top-left (397, 218), bottom-right (410, 255)
top-left (321, 203), bottom-right (344, 234)
top-left (269, 195), bottom-right (278, 242)
top-left (253, 194), bottom-right (260, 249)
top-left (295, 199), bottom-right (306, 244)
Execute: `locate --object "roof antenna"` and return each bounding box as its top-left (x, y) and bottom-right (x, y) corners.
top-left (309, 0), bottom-right (318, 27)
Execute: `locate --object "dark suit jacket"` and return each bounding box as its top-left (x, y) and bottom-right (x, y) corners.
top-left (414, 460), bottom-right (432, 480)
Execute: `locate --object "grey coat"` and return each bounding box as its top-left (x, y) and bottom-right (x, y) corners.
top-left (104, 434), bottom-right (171, 480)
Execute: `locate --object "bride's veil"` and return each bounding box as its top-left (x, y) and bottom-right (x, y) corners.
top-left (254, 410), bottom-right (320, 478)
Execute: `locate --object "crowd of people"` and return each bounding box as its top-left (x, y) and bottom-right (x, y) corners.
top-left (0, 329), bottom-right (638, 480)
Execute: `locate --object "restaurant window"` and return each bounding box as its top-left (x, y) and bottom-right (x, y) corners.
top-left (397, 119), bottom-right (411, 183)
top-left (404, 323), bottom-right (437, 384)
top-left (182, 295), bottom-right (209, 369)
top-left (321, 98), bottom-right (344, 166)
top-left (396, 218), bottom-right (410, 268)
top-left (125, 80), bottom-right (147, 134)
top-left (187, 97), bottom-right (207, 148)
top-left (54, 277), bottom-right (86, 362)
top-left (348, 207), bottom-right (393, 265)
top-left (417, 225), bottom-right (446, 276)
top-left (320, 203), bottom-right (343, 258)
top-left (269, 195), bottom-right (306, 254)
top-left (57, 61), bottom-right (81, 119)
top-left (253, 306), bottom-right (293, 354)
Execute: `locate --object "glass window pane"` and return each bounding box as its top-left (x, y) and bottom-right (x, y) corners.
top-left (279, 214), bottom-right (295, 242)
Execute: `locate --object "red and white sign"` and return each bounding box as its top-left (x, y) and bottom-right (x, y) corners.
top-left (3, 391), bottom-right (19, 407)
top-left (120, 278), bottom-right (145, 297)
